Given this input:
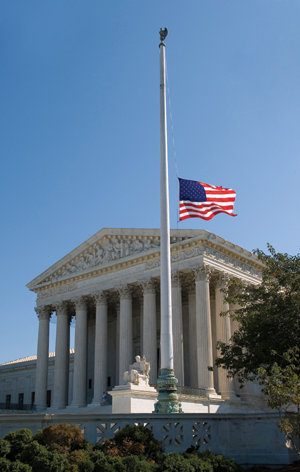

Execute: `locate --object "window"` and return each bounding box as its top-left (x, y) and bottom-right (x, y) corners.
top-left (31, 392), bottom-right (35, 407)
top-left (107, 376), bottom-right (111, 387)
top-left (88, 379), bottom-right (92, 389)
top-left (18, 393), bottom-right (24, 409)
top-left (47, 390), bottom-right (51, 408)
top-left (5, 394), bottom-right (11, 409)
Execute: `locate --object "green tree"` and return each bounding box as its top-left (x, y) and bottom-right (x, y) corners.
top-left (258, 347), bottom-right (300, 455)
top-left (216, 245), bottom-right (300, 451)
top-left (160, 452), bottom-right (212, 472)
top-left (34, 424), bottom-right (86, 456)
top-left (0, 457), bottom-right (12, 472)
top-left (101, 425), bottom-right (162, 462)
top-left (0, 439), bottom-right (11, 458)
top-left (9, 461), bottom-right (32, 472)
top-left (193, 450), bottom-right (243, 472)
top-left (122, 455), bottom-right (157, 472)
top-left (20, 440), bottom-right (66, 472)
top-left (0, 457), bottom-right (32, 472)
top-left (216, 245), bottom-right (300, 381)
top-left (4, 429), bottom-right (33, 461)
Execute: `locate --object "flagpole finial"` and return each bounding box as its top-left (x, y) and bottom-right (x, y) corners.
top-left (159, 28), bottom-right (168, 46)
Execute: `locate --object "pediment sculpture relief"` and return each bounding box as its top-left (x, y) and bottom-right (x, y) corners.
top-left (44, 237), bottom-right (162, 283)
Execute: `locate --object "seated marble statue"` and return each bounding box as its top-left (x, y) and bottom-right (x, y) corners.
top-left (123, 355), bottom-right (150, 386)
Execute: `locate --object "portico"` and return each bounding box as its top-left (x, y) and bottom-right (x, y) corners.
top-left (28, 228), bottom-right (263, 411)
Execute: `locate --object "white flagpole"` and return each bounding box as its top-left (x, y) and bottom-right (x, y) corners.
top-left (159, 30), bottom-right (173, 372)
top-left (154, 28), bottom-right (182, 414)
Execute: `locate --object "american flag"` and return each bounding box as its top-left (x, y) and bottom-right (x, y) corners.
top-left (179, 178), bottom-right (237, 221)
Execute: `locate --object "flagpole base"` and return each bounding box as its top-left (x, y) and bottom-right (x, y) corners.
top-left (153, 368), bottom-right (183, 413)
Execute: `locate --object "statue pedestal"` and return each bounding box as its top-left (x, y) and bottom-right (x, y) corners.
top-left (110, 383), bottom-right (158, 413)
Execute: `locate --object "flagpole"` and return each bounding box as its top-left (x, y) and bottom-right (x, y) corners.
top-left (154, 28), bottom-right (182, 414)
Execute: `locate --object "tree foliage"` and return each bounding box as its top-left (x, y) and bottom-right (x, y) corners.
top-left (0, 424), bottom-right (244, 471)
top-left (33, 424), bottom-right (86, 456)
top-left (100, 424), bottom-right (162, 461)
top-left (216, 245), bottom-right (300, 384)
top-left (258, 347), bottom-right (300, 455)
top-left (216, 245), bottom-right (300, 453)
top-left (4, 429), bottom-right (33, 461)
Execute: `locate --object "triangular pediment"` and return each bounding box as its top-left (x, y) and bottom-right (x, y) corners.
top-left (27, 228), bottom-right (200, 291)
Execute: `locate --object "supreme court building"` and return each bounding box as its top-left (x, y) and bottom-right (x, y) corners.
top-left (1, 228), bottom-right (263, 411)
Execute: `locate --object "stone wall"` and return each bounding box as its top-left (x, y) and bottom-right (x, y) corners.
top-left (0, 412), bottom-right (297, 466)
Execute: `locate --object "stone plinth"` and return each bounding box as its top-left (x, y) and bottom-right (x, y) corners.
top-left (110, 383), bottom-right (157, 413)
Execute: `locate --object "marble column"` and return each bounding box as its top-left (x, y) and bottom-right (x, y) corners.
top-left (194, 266), bottom-right (216, 396)
top-left (142, 280), bottom-right (157, 385)
top-left (118, 286), bottom-right (132, 384)
top-left (71, 297), bottom-right (88, 407)
top-left (215, 274), bottom-right (234, 398)
top-left (35, 306), bottom-right (52, 410)
top-left (92, 292), bottom-right (108, 404)
top-left (171, 272), bottom-right (184, 387)
top-left (188, 287), bottom-right (198, 388)
top-left (52, 302), bottom-right (70, 409)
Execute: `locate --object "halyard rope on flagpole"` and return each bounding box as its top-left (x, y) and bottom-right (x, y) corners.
top-left (166, 59), bottom-right (180, 179)
top-left (165, 59), bottom-right (181, 225)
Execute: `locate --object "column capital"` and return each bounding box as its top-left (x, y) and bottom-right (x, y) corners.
top-left (54, 301), bottom-right (68, 316)
top-left (35, 305), bottom-right (52, 320)
top-left (193, 265), bottom-right (211, 282)
top-left (73, 296), bottom-right (87, 311)
top-left (218, 272), bottom-right (230, 290)
top-left (141, 279), bottom-right (156, 294)
top-left (118, 285), bottom-right (132, 300)
top-left (93, 291), bottom-right (107, 305)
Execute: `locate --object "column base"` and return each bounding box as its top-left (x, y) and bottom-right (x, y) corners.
top-left (67, 403), bottom-right (87, 409)
top-left (205, 388), bottom-right (222, 400)
top-left (154, 368), bottom-right (183, 413)
top-left (88, 401), bottom-right (101, 407)
top-left (35, 404), bottom-right (47, 412)
top-left (49, 404), bottom-right (67, 411)
top-left (87, 401), bottom-right (110, 408)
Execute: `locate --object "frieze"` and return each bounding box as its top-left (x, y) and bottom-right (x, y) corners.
top-left (37, 283), bottom-right (78, 300)
top-left (145, 258), bottom-right (160, 270)
top-left (146, 245), bottom-right (261, 281)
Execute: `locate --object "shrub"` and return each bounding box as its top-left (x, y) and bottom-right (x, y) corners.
top-left (122, 455), bottom-right (157, 472)
top-left (102, 455), bottom-right (127, 472)
top-left (160, 452), bottom-right (196, 472)
top-left (20, 440), bottom-right (66, 472)
top-left (0, 439), bottom-right (11, 458)
top-left (90, 450), bottom-right (116, 472)
top-left (77, 459), bottom-right (95, 472)
top-left (102, 425), bottom-right (162, 461)
top-left (34, 424), bottom-right (86, 456)
top-left (9, 461), bottom-right (32, 472)
top-left (0, 457), bottom-right (12, 472)
top-left (4, 429), bottom-right (33, 460)
top-left (0, 457), bottom-right (32, 472)
top-left (68, 449), bottom-right (95, 472)
top-left (196, 450), bottom-right (243, 472)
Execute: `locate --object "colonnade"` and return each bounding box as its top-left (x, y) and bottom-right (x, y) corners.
top-left (34, 267), bottom-right (235, 410)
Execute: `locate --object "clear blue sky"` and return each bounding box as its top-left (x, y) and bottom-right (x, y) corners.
top-left (0, 1), bottom-right (299, 363)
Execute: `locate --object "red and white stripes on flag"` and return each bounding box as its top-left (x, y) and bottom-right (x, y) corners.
top-left (179, 178), bottom-right (237, 221)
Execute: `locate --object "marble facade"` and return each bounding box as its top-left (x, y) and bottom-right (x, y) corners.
top-left (21, 228), bottom-right (263, 410)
